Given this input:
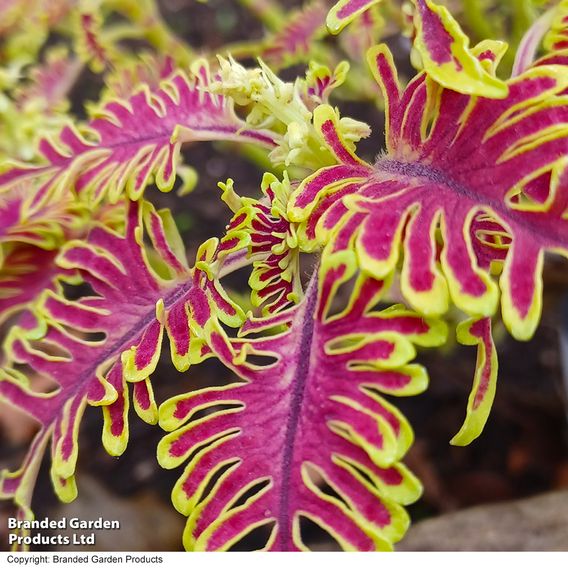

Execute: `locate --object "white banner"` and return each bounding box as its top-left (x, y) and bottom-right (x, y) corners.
top-left (1, 552), bottom-right (568, 568)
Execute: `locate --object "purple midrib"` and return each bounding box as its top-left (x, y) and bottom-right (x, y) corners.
top-left (39, 277), bottom-right (194, 423)
top-left (374, 157), bottom-right (568, 246)
top-left (375, 158), bottom-right (498, 204)
top-left (276, 271), bottom-right (319, 550)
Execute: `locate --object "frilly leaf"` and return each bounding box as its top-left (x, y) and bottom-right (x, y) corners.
top-left (103, 53), bottom-right (176, 100)
top-left (410, 0), bottom-right (508, 98)
top-left (158, 252), bottom-right (447, 551)
top-left (305, 61), bottom-right (350, 107)
top-left (73, 9), bottom-right (115, 72)
top-left (544, 0), bottom-right (568, 54)
top-left (337, 2), bottom-right (385, 65)
top-left (0, 181), bottom-right (85, 264)
top-left (527, 1), bottom-right (568, 69)
top-left (0, 248), bottom-right (70, 326)
top-left (451, 317), bottom-right (498, 446)
top-left (0, 46), bottom-right (80, 162)
top-left (263, 0), bottom-right (328, 68)
top-left (0, 61), bottom-right (276, 205)
top-left (14, 47), bottom-right (82, 115)
top-left (220, 172), bottom-right (302, 314)
top-left (290, 44), bottom-right (568, 342)
top-left (0, 199), bottom-right (202, 518)
top-left (326, 0), bottom-right (383, 35)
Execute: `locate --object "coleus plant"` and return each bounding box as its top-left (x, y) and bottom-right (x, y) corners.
top-left (0, 0), bottom-right (567, 552)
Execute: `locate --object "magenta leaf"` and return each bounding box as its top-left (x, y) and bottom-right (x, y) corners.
top-left (104, 53), bottom-right (176, 100)
top-left (0, 247), bottom-right (71, 326)
top-left (451, 317), bottom-right (498, 446)
top-left (337, 3), bottom-right (384, 64)
top-left (158, 252), bottom-right (447, 551)
top-left (519, 1), bottom-right (568, 70)
top-left (0, 191), bottom-right (124, 326)
top-left (15, 47), bottom-right (82, 115)
top-left (0, 62), bottom-right (276, 205)
top-left (0, 199), bottom-right (208, 516)
top-left (410, 0), bottom-right (508, 98)
top-left (304, 61), bottom-right (350, 107)
top-left (326, 0), bottom-right (383, 35)
top-left (0, 182), bottom-right (83, 263)
top-left (289, 44), bottom-right (568, 342)
top-left (264, 0), bottom-right (328, 68)
top-left (544, 0), bottom-right (568, 53)
top-left (220, 173), bottom-right (302, 314)
top-left (74, 10), bottom-right (114, 72)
